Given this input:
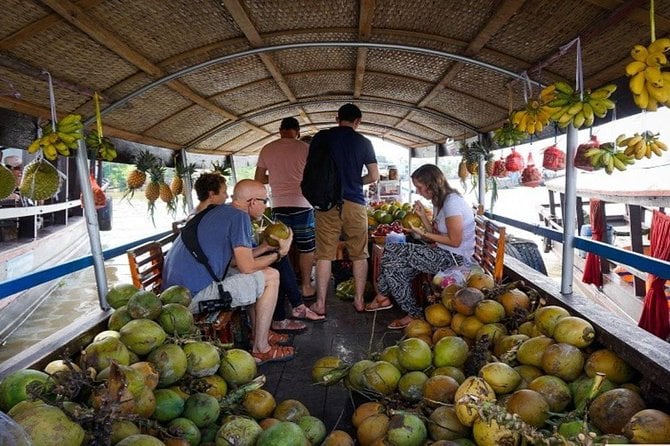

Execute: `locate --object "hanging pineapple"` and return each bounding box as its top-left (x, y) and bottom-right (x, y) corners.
top-left (159, 175), bottom-right (176, 217)
top-left (124, 151), bottom-right (157, 200)
top-left (211, 159), bottom-right (231, 178)
top-left (145, 165), bottom-right (163, 223)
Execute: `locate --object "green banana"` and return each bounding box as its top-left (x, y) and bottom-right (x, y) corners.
top-left (554, 81), bottom-right (574, 95)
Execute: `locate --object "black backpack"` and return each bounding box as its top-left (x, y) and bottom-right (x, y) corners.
top-left (301, 131), bottom-right (343, 211)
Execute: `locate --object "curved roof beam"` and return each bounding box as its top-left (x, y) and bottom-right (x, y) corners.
top-left (184, 97), bottom-right (469, 150)
top-left (88, 41), bottom-right (543, 128)
top-left (201, 120), bottom-right (436, 156)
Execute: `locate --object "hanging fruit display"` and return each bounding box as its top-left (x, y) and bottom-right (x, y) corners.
top-left (617, 131), bottom-right (668, 160)
top-left (492, 157), bottom-right (507, 178)
top-left (0, 164), bottom-right (15, 200)
top-left (492, 121), bottom-right (527, 148)
top-left (505, 148), bottom-right (525, 172)
top-left (582, 142), bottom-right (634, 174)
top-left (542, 144), bottom-right (566, 171)
top-left (27, 114), bottom-right (84, 161)
top-left (543, 82), bottom-right (617, 129)
top-left (521, 153), bottom-right (542, 187)
top-left (510, 96), bottom-right (555, 135)
top-left (574, 135), bottom-right (601, 171)
top-left (626, 38), bottom-right (670, 111)
top-left (85, 133), bottom-right (117, 161)
top-left (123, 151), bottom-right (159, 200)
top-left (18, 159), bottom-right (61, 200)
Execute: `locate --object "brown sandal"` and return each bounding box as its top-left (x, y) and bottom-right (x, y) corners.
top-left (252, 345), bottom-right (295, 365)
top-left (291, 306), bottom-right (326, 321)
top-left (271, 319), bottom-right (307, 332)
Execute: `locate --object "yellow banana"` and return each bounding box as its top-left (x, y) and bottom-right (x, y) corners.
top-left (646, 82), bottom-right (669, 103)
top-left (647, 37), bottom-right (670, 55)
top-left (612, 154), bottom-right (627, 171)
top-left (634, 140), bottom-right (646, 159)
top-left (55, 141), bottom-right (70, 156)
top-left (655, 140), bottom-right (667, 150)
top-left (627, 134), bottom-right (643, 146)
top-left (615, 134), bottom-right (628, 146)
top-left (558, 110), bottom-right (574, 125)
top-left (44, 144), bottom-right (58, 160)
top-left (27, 139), bottom-right (42, 153)
top-left (629, 71), bottom-right (646, 95)
top-left (634, 87), bottom-right (650, 109)
top-left (572, 110), bottom-right (586, 128)
top-left (590, 150), bottom-right (604, 168)
top-left (551, 105), bottom-right (570, 121)
top-left (554, 81), bottom-right (574, 95)
top-left (534, 120), bottom-right (543, 134)
top-left (647, 97), bottom-right (659, 111)
top-left (566, 101), bottom-right (583, 115)
top-left (540, 85), bottom-right (556, 102)
top-left (649, 142), bottom-right (664, 156)
top-left (646, 52), bottom-right (668, 67)
top-left (625, 60), bottom-right (647, 76)
top-left (631, 44), bottom-right (649, 62)
top-left (645, 143), bottom-right (653, 158)
top-left (589, 99), bottom-right (608, 118)
top-left (644, 66), bottom-right (664, 88)
top-left (582, 103), bottom-right (594, 126)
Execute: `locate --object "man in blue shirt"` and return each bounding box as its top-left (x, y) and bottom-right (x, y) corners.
top-left (309, 104), bottom-right (379, 316)
top-left (164, 179), bottom-right (295, 364)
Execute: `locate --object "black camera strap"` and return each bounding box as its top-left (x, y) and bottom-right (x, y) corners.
top-left (180, 204), bottom-right (232, 309)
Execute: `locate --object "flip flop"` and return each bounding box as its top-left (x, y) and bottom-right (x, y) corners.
top-left (291, 306), bottom-right (326, 322)
top-left (364, 299), bottom-right (393, 312)
top-left (308, 304), bottom-right (326, 317)
top-left (252, 345), bottom-right (295, 365)
top-left (271, 319), bottom-right (307, 333)
top-left (387, 319), bottom-right (411, 330)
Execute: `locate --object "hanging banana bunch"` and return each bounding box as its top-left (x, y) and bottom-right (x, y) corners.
top-left (626, 38), bottom-right (670, 110)
top-left (492, 121), bottom-right (527, 148)
top-left (582, 142), bottom-right (634, 175)
top-left (85, 93), bottom-right (117, 161)
top-left (617, 131), bottom-right (668, 160)
top-left (510, 97), bottom-right (556, 135)
top-left (541, 82), bottom-right (617, 129)
top-left (27, 114), bottom-right (84, 161)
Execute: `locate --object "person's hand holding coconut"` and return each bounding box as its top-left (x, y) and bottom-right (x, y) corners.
top-left (263, 221), bottom-right (293, 258)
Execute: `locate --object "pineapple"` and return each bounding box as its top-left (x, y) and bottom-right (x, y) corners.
top-left (145, 165), bottom-right (163, 224)
top-left (169, 167), bottom-right (183, 196)
top-left (211, 160), bottom-right (231, 178)
top-left (125, 151), bottom-right (157, 199)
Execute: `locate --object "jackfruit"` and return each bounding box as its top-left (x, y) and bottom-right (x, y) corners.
top-left (19, 159), bottom-right (61, 201)
top-left (0, 165), bottom-right (15, 200)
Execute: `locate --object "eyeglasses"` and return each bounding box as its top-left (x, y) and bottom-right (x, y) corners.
top-left (247, 197), bottom-right (269, 205)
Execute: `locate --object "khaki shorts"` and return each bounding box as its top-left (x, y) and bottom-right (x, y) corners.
top-left (190, 268), bottom-right (264, 314)
top-left (315, 200), bottom-right (369, 261)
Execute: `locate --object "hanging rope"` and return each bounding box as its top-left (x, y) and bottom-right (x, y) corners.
top-left (94, 92), bottom-right (104, 144)
top-left (650, 0), bottom-right (656, 43)
top-left (575, 37), bottom-right (584, 102)
top-left (43, 70), bottom-right (58, 134)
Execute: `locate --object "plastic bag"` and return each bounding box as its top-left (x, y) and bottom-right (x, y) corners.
top-left (432, 266), bottom-right (469, 289)
top-left (0, 411), bottom-right (31, 445)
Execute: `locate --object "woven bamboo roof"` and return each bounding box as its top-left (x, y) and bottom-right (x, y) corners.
top-left (0, 0), bottom-right (668, 156)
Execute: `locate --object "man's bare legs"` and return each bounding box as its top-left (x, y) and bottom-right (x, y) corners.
top-left (250, 267), bottom-right (280, 354)
top-left (310, 258), bottom-right (331, 315)
top-left (299, 251), bottom-right (315, 297)
top-left (352, 258), bottom-right (368, 312)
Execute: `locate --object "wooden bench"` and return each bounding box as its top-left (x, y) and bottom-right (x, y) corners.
top-left (126, 232), bottom-right (176, 293)
top-left (473, 213), bottom-right (506, 282)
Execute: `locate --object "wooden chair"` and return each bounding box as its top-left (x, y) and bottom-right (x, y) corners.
top-left (127, 240), bottom-right (165, 294)
top-left (473, 214), bottom-right (506, 282)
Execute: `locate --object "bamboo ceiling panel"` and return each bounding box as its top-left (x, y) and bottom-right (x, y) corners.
top-left (1, 0), bottom-right (669, 155)
top-left (89, 0), bottom-right (241, 63)
top-left (243, 0), bottom-right (358, 34)
top-left (211, 79), bottom-right (287, 115)
top-left (372, 0), bottom-right (493, 42)
top-left (272, 48), bottom-right (357, 74)
top-left (179, 57), bottom-right (269, 97)
top-left (144, 106), bottom-right (225, 145)
top-left (287, 72), bottom-right (356, 99)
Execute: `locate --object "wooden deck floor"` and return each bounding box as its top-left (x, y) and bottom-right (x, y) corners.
top-left (260, 286), bottom-right (405, 434)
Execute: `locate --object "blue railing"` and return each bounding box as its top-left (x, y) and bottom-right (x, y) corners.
top-left (0, 230), bottom-right (172, 299)
top-left (488, 212), bottom-right (670, 280)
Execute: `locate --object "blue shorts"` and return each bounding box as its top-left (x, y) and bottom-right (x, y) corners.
top-left (272, 207), bottom-right (315, 253)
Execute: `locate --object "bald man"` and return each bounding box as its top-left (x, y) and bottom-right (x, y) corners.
top-left (164, 179), bottom-right (295, 365)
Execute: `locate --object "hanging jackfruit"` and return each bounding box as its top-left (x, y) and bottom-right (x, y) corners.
top-left (0, 164), bottom-right (15, 200)
top-left (19, 159), bottom-right (61, 201)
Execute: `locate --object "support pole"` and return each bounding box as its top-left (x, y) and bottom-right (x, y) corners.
top-left (560, 124), bottom-right (578, 295)
top-left (180, 149), bottom-right (194, 213)
top-left (75, 138), bottom-right (109, 308)
top-left (478, 153), bottom-right (486, 212)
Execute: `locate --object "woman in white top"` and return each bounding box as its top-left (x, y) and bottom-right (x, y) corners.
top-left (366, 164), bottom-right (475, 329)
